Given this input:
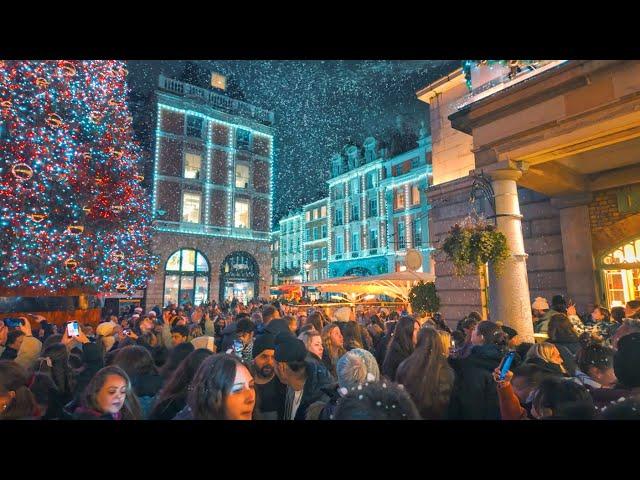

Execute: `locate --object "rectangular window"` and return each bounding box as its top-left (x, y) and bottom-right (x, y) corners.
top-left (395, 188), bottom-right (405, 210)
top-left (235, 163), bottom-right (250, 189)
top-left (321, 224), bottom-right (327, 238)
top-left (322, 247), bottom-right (327, 259)
top-left (336, 236), bottom-right (344, 255)
top-left (370, 229), bottom-right (379, 249)
top-left (411, 185), bottom-right (421, 205)
top-left (234, 199), bottom-right (250, 229)
top-left (183, 153), bottom-right (201, 179)
top-left (352, 231), bottom-right (360, 252)
top-left (314, 248), bottom-right (320, 261)
top-left (334, 184), bottom-right (344, 200)
top-left (182, 192), bottom-right (201, 223)
top-left (413, 219), bottom-right (423, 247)
top-left (313, 227), bottom-right (319, 240)
top-left (334, 207), bottom-right (343, 226)
top-left (186, 116), bottom-right (203, 138)
top-left (351, 177), bottom-right (360, 195)
top-left (398, 222), bottom-right (406, 249)
top-left (305, 211), bottom-right (311, 221)
top-left (236, 129), bottom-right (252, 150)
top-left (366, 171), bottom-right (377, 189)
top-left (368, 198), bottom-right (378, 217)
top-left (320, 205), bottom-right (327, 217)
top-left (351, 203), bottom-right (360, 221)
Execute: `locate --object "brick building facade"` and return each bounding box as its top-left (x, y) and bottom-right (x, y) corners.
top-left (145, 74), bottom-right (274, 308)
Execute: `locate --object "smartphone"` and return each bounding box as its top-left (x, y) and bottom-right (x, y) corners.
top-left (232, 339), bottom-right (243, 358)
top-left (122, 328), bottom-right (131, 336)
top-left (3, 317), bottom-right (24, 328)
top-left (66, 321), bottom-right (80, 337)
top-left (498, 351), bottom-right (516, 380)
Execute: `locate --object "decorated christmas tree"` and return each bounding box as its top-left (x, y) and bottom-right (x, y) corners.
top-left (0, 60), bottom-right (158, 295)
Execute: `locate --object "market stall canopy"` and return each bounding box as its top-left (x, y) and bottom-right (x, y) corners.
top-left (302, 271), bottom-right (435, 302)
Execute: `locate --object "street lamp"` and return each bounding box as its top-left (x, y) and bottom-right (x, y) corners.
top-left (304, 262), bottom-right (311, 282)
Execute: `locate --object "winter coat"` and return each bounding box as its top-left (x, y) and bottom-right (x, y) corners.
top-left (15, 335), bottom-right (43, 371)
top-left (591, 385), bottom-right (640, 412)
top-left (0, 346), bottom-right (18, 360)
top-left (534, 309), bottom-right (561, 334)
top-left (72, 343), bottom-right (103, 402)
top-left (496, 382), bottom-right (531, 420)
top-left (130, 373), bottom-right (163, 419)
top-left (148, 395), bottom-right (187, 421)
top-left (448, 343), bottom-right (505, 420)
top-left (220, 322), bottom-right (238, 352)
top-left (305, 384), bottom-right (342, 420)
top-left (70, 403), bottom-right (122, 420)
top-left (287, 360), bottom-right (335, 421)
top-left (381, 340), bottom-right (412, 381)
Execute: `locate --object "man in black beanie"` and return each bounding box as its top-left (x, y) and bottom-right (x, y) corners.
top-left (535, 294), bottom-right (568, 334)
top-left (274, 332), bottom-right (334, 420)
top-left (251, 334), bottom-right (286, 420)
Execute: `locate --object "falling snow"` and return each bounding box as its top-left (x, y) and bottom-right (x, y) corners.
top-left (126, 60), bottom-right (458, 227)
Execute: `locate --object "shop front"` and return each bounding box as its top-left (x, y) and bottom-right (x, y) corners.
top-left (600, 237), bottom-right (640, 308)
top-left (220, 251), bottom-right (259, 305)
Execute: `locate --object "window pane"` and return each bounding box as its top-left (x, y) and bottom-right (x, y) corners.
top-left (236, 129), bottom-right (251, 150)
top-left (235, 164), bottom-right (250, 189)
top-left (181, 249), bottom-right (196, 272)
top-left (163, 274), bottom-right (180, 306)
top-left (235, 200), bottom-right (250, 228)
top-left (321, 206), bottom-right (327, 217)
top-left (184, 153), bottom-right (201, 179)
top-left (166, 251), bottom-right (181, 272)
top-left (196, 252), bottom-right (209, 272)
top-left (182, 193), bottom-right (201, 223)
top-left (186, 116), bottom-right (203, 138)
top-left (179, 276), bottom-right (195, 305)
top-left (195, 276), bottom-right (209, 305)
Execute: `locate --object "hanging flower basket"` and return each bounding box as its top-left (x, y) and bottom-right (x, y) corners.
top-left (440, 219), bottom-right (510, 277)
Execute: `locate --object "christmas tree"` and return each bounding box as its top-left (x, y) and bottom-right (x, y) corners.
top-left (0, 60), bottom-right (158, 295)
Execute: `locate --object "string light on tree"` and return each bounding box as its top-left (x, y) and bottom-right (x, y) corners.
top-left (0, 60), bottom-right (158, 295)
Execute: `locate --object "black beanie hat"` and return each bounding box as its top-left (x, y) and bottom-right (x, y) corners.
top-left (552, 295), bottom-right (566, 308)
top-left (274, 335), bottom-right (307, 363)
top-left (252, 334), bottom-right (275, 359)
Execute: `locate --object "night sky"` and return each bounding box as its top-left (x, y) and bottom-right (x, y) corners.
top-left (126, 60), bottom-right (459, 227)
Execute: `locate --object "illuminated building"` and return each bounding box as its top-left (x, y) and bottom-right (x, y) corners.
top-left (145, 71), bottom-right (275, 307)
top-left (327, 130), bottom-right (433, 278)
top-left (418, 60), bottom-right (640, 338)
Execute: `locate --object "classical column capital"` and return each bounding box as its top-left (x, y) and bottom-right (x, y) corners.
top-left (489, 168), bottom-right (523, 182)
top-left (550, 192), bottom-right (593, 209)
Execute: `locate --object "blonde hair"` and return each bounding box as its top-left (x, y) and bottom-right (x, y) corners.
top-left (321, 324), bottom-right (346, 361)
top-left (525, 343), bottom-right (567, 374)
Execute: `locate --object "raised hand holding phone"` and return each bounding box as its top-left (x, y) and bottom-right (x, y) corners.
top-left (498, 351), bottom-right (516, 380)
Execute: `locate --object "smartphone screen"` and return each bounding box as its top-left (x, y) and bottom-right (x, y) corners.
top-left (67, 321), bottom-right (80, 337)
top-left (233, 339), bottom-right (243, 358)
top-left (499, 351), bottom-right (516, 380)
top-left (4, 317), bottom-right (23, 328)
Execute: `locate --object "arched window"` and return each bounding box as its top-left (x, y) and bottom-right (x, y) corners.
top-left (163, 249), bottom-right (210, 307)
top-left (600, 237), bottom-right (640, 308)
top-left (220, 251), bottom-right (259, 305)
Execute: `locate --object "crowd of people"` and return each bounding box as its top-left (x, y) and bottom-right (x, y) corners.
top-left (1, 294), bottom-right (640, 420)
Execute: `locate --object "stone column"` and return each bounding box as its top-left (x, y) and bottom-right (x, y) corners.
top-left (488, 168), bottom-right (535, 343)
top-left (550, 193), bottom-right (596, 314)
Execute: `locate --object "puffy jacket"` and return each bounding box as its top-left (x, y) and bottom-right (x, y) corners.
top-left (448, 344), bottom-right (505, 420)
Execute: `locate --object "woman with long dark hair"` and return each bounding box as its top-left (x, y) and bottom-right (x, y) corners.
top-left (112, 345), bottom-right (163, 418)
top-left (396, 327), bottom-right (455, 419)
top-left (159, 343), bottom-right (195, 381)
top-left (547, 314), bottom-right (580, 374)
top-left (148, 348), bottom-right (213, 420)
top-left (72, 366), bottom-right (142, 420)
top-left (448, 321), bottom-right (508, 419)
top-left (175, 354), bottom-right (256, 420)
top-left (35, 343), bottom-right (76, 405)
top-left (382, 316), bottom-right (419, 381)
top-left (0, 361), bottom-right (37, 420)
